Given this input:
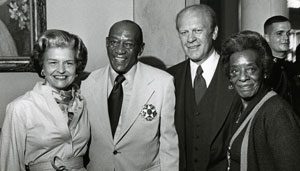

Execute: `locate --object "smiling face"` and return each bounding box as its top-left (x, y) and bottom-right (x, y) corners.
top-left (106, 21), bottom-right (144, 74)
top-left (177, 10), bottom-right (218, 64)
top-left (265, 21), bottom-right (291, 58)
top-left (42, 47), bottom-right (76, 90)
top-left (229, 49), bottom-right (263, 101)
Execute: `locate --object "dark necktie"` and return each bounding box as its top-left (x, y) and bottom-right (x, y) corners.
top-left (194, 65), bottom-right (207, 105)
top-left (108, 74), bottom-right (125, 137)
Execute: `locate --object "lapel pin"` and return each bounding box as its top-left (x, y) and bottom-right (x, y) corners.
top-left (140, 104), bottom-right (157, 121)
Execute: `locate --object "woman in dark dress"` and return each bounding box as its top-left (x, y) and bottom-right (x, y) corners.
top-left (221, 30), bottom-right (300, 171)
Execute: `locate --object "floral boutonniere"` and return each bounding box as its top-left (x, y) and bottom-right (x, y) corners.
top-left (140, 104), bottom-right (157, 121)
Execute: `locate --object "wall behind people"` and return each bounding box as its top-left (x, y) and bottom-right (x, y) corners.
top-left (201, 0), bottom-right (239, 51)
top-left (240, 0), bottom-right (288, 34)
top-left (134, 0), bottom-right (185, 68)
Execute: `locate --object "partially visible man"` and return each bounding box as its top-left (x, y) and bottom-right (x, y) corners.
top-left (81, 20), bottom-right (179, 171)
top-left (264, 16), bottom-right (291, 59)
top-left (167, 5), bottom-right (237, 171)
top-left (264, 15), bottom-right (300, 114)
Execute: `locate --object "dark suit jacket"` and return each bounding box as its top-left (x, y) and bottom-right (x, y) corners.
top-left (268, 57), bottom-right (300, 115)
top-left (167, 59), bottom-right (237, 171)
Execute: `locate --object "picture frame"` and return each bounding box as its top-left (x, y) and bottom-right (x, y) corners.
top-left (0, 0), bottom-right (46, 72)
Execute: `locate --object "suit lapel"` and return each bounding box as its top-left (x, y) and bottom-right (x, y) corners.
top-left (114, 62), bottom-right (155, 144)
top-left (36, 83), bottom-right (69, 130)
top-left (91, 66), bottom-right (114, 143)
top-left (167, 60), bottom-right (190, 169)
top-left (169, 60), bottom-right (191, 130)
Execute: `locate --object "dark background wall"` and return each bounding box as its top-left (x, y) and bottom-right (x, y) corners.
top-left (201, 0), bottom-right (239, 51)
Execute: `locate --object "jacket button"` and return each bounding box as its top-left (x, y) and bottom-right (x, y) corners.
top-left (113, 150), bottom-right (118, 155)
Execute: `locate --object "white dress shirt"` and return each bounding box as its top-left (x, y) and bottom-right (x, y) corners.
top-left (190, 50), bottom-right (220, 88)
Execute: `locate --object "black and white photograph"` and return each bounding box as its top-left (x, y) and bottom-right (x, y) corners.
top-left (0, 0), bottom-right (300, 171)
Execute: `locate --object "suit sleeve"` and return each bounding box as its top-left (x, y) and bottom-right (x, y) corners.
top-left (266, 106), bottom-right (300, 170)
top-left (159, 76), bottom-right (179, 170)
top-left (0, 102), bottom-right (27, 171)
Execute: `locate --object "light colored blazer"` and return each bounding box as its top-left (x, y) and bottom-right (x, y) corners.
top-left (81, 62), bottom-right (179, 171)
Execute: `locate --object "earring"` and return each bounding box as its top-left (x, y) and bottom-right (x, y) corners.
top-left (41, 70), bottom-right (45, 77)
top-left (228, 83), bottom-right (234, 90)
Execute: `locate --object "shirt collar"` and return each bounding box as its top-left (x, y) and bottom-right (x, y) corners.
top-left (190, 50), bottom-right (220, 87)
top-left (109, 63), bottom-right (137, 86)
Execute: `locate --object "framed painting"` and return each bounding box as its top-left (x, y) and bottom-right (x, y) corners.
top-left (0, 0), bottom-right (46, 72)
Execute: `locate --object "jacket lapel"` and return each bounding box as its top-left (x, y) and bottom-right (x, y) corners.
top-left (91, 66), bottom-right (114, 143)
top-left (114, 62), bottom-right (155, 144)
top-left (167, 60), bottom-right (190, 170)
top-left (35, 83), bottom-right (69, 131)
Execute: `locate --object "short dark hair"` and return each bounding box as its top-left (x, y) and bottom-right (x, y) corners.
top-left (264, 15), bottom-right (290, 34)
top-left (108, 20), bottom-right (144, 45)
top-left (33, 29), bottom-right (88, 78)
top-left (221, 30), bottom-right (273, 79)
top-left (175, 4), bottom-right (217, 31)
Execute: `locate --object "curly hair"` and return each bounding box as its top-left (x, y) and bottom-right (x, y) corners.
top-left (32, 29), bottom-right (88, 78)
top-left (221, 30), bottom-right (273, 80)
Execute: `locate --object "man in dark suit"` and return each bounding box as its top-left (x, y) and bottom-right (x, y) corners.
top-left (264, 15), bottom-right (300, 115)
top-left (167, 4), bottom-right (237, 171)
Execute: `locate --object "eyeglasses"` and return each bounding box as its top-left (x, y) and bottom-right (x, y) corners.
top-left (107, 37), bottom-right (138, 50)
